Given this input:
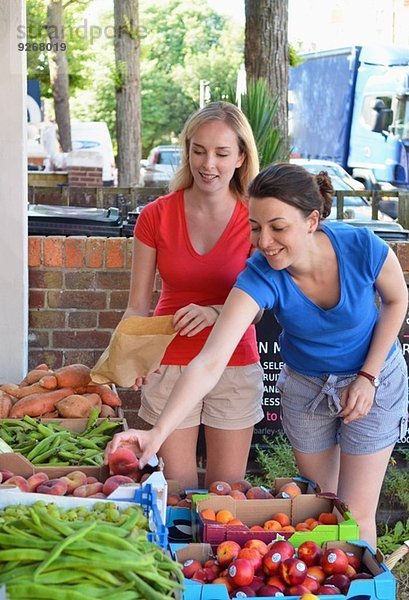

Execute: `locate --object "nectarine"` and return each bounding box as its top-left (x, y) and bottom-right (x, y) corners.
top-left (208, 480), bottom-right (232, 495)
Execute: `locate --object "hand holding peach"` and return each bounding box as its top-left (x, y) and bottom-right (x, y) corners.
top-left (104, 428), bottom-right (162, 470)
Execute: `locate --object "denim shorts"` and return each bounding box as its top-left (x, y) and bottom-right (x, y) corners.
top-left (276, 346), bottom-right (408, 455)
top-left (139, 362), bottom-right (264, 430)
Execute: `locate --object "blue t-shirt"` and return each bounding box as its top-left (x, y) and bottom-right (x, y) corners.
top-left (235, 222), bottom-right (393, 376)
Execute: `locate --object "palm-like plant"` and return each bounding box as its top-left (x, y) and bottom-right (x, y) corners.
top-left (240, 78), bottom-right (286, 169)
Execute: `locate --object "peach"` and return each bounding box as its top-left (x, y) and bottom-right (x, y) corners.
top-left (85, 476), bottom-right (99, 484)
top-left (37, 478), bottom-right (68, 496)
top-left (59, 470), bottom-right (88, 494)
top-left (246, 486), bottom-right (273, 499)
top-left (27, 472), bottom-right (49, 492)
top-left (212, 576), bottom-right (234, 593)
top-left (238, 548), bottom-right (262, 571)
top-left (243, 539), bottom-right (269, 556)
top-left (5, 475), bottom-right (29, 492)
top-left (307, 565), bottom-right (326, 585)
top-left (216, 540), bottom-right (241, 567)
top-left (275, 481), bottom-right (302, 499)
top-left (230, 489), bottom-right (247, 500)
top-left (73, 482), bottom-right (104, 497)
top-left (208, 480), bottom-right (232, 495)
top-left (231, 479), bottom-right (252, 494)
top-left (282, 525), bottom-right (296, 533)
top-left (88, 492), bottom-right (107, 498)
top-left (182, 559), bottom-right (202, 579)
top-left (108, 448), bottom-right (139, 476)
top-left (167, 493), bottom-right (182, 506)
top-left (0, 470), bottom-right (14, 482)
top-left (102, 475), bottom-right (135, 496)
top-left (177, 498), bottom-right (192, 508)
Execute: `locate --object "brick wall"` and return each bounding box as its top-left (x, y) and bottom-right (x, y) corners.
top-left (28, 236), bottom-right (409, 429)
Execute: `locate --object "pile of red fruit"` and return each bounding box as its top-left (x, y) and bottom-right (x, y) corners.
top-left (181, 538), bottom-right (372, 598)
top-left (167, 479), bottom-right (303, 510)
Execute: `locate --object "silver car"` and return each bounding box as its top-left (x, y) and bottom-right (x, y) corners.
top-left (141, 145), bottom-right (181, 187)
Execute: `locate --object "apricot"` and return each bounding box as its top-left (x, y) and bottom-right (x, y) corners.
top-left (295, 522), bottom-right (310, 532)
top-left (318, 512), bottom-right (338, 525)
top-left (200, 508), bottom-right (216, 521)
top-left (263, 519), bottom-right (282, 531)
top-left (272, 512), bottom-right (291, 527)
top-left (6, 475), bottom-right (29, 492)
top-left (37, 478), bottom-right (68, 496)
top-left (231, 479), bottom-right (252, 494)
top-left (27, 472), bottom-right (49, 492)
top-left (227, 518), bottom-right (244, 526)
top-left (59, 470), bottom-right (87, 494)
top-left (281, 525), bottom-right (296, 533)
top-left (308, 520), bottom-right (320, 530)
top-left (208, 481), bottom-right (232, 495)
top-left (230, 489), bottom-right (247, 500)
top-left (305, 517), bottom-right (316, 527)
top-left (102, 475), bottom-right (135, 496)
top-left (73, 482), bottom-right (104, 497)
top-left (249, 525), bottom-right (264, 531)
top-left (215, 509), bottom-right (234, 524)
top-left (246, 486), bottom-right (273, 499)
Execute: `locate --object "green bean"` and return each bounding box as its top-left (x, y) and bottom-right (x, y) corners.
top-left (5, 583), bottom-right (90, 600)
top-left (0, 548), bottom-right (48, 562)
top-left (34, 521), bottom-right (97, 578)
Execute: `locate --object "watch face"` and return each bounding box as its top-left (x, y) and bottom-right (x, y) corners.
top-left (373, 377), bottom-right (380, 388)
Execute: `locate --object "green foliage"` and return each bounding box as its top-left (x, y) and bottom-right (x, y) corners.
top-left (240, 79), bottom-right (287, 168)
top-left (382, 453), bottom-right (409, 513)
top-left (377, 518), bottom-right (409, 555)
top-left (251, 432), bottom-right (297, 487)
top-left (26, 0), bottom-right (95, 98)
top-left (139, 0), bottom-right (244, 155)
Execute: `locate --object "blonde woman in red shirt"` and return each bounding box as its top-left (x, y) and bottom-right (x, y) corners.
top-left (124, 102), bottom-right (263, 488)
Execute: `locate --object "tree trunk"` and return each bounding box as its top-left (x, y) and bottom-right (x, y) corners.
top-left (46, 0), bottom-right (71, 152)
top-left (244, 0), bottom-right (289, 153)
top-left (114, 0), bottom-right (141, 187)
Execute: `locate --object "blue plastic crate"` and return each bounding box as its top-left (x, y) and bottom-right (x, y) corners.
top-left (129, 484), bottom-right (168, 549)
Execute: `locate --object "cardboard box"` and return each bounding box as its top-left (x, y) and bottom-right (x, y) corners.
top-left (170, 541), bottom-right (395, 600)
top-left (0, 417), bottom-right (125, 478)
top-left (194, 493), bottom-right (358, 546)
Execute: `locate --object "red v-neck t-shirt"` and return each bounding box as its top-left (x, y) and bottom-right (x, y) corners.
top-left (134, 189), bottom-right (259, 365)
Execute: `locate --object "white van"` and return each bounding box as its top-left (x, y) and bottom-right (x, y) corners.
top-left (71, 121), bottom-right (116, 186)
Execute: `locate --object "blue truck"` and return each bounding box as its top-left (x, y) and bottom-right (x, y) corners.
top-left (288, 45), bottom-right (409, 190)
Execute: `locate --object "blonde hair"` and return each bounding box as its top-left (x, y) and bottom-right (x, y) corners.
top-left (169, 102), bottom-right (259, 198)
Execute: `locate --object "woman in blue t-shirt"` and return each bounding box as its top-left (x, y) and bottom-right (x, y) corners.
top-left (106, 162), bottom-right (408, 549)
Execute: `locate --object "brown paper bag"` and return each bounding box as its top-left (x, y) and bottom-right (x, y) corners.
top-left (91, 315), bottom-right (178, 387)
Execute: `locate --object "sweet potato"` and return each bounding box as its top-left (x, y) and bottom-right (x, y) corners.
top-left (33, 363), bottom-right (50, 371)
top-left (11, 382), bottom-right (50, 400)
top-left (56, 393), bottom-right (101, 418)
top-left (9, 387), bottom-right (75, 418)
top-left (20, 368), bottom-right (55, 387)
top-left (38, 374), bottom-right (58, 390)
top-left (0, 391), bottom-right (13, 418)
top-left (99, 404), bottom-right (116, 418)
top-left (41, 410), bottom-right (59, 418)
top-left (0, 383), bottom-right (19, 397)
top-left (54, 364), bottom-right (91, 389)
top-left (85, 384), bottom-right (121, 407)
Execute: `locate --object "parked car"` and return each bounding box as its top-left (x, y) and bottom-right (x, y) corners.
top-left (290, 158), bottom-right (393, 221)
top-left (141, 145), bottom-right (181, 187)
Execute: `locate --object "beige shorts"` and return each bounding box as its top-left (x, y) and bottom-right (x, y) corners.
top-left (139, 363), bottom-right (264, 430)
